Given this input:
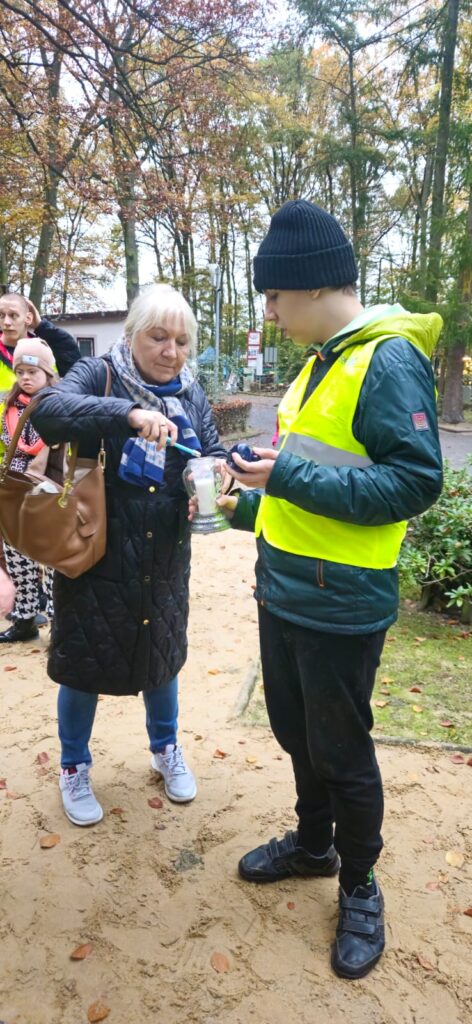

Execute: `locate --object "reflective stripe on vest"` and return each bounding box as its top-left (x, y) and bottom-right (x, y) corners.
top-left (255, 335), bottom-right (412, 570)
top-left (280, 433), bottom-right (374, 469)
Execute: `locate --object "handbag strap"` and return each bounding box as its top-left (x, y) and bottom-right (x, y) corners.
top-left (0, 359), bottom-right (113, 487)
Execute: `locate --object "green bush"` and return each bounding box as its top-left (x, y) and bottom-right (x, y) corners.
top-left (398, 460), bottom-right (472, 621)
top-left (210, 398), bottom-right (252, 437)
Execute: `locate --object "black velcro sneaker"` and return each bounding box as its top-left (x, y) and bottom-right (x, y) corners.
top-left (331, 878), bottom-right (385, 980)
top-left (238, 830), bottom-right (340, 883)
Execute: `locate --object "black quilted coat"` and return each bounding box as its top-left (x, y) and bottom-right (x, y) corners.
top-left (31, 356), bottom-right (226, 696)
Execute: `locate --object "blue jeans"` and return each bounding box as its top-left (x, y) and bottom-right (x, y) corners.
top-left (58, 677), bottom-right (179, 768)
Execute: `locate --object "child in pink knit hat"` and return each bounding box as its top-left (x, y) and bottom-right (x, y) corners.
top-left (0, 338), bottom-right (56, 643)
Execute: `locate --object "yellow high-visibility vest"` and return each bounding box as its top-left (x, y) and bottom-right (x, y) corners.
top-left (255, 336), bottom-right (412, 569)
top-left (0, 358), bottom-right (15, 461)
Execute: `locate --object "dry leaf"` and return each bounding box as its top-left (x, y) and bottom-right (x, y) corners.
top-left (440, 720), bottom-right (454, 729)
top-left (445, 850), bottom-right (465, 868)
top-left (36, 751), bottom-right (49, 764)
top-left (414, 637), bottom-right (427, 643)
top-left (39, 833), bottom-right (61, 849)
top-left (194, 734), bottom-right (203, 741)
top-left (213, 749), bottom-right (229, 759)
top-left (425, 881), bottom-right (441, 892)
top-left (70, 942), bottom-right (93, 960)
top-left (409, 686), bottom-right (422, 693)
top-left (246, 756), bottom-right (258, 764)
top-left (374, 700), bottom-right (389, 708)
top-left (3, 665), bottom-right (17, 671)
top-left (210, 952), bottom-right (230, 973)
top-left (0, 779), bottom-right (6, 789)
top-left (381, 676), bottom-right (394, 684)
top-left (208, 669), bottom-right (221, 675)
top-left (110, 807), bottom-right (125, 815)
top-left (379, 688), bottom-right (391, 695)
top-left (87, 1001), bottom-right (110, 1022)
top-left (6, 791), bottom-right (20, 799)
top-left (412, 705), bottom-right (423, 714)
top-left (463, 908), bottom-right (472, 917)
top-left (417, 954), bottom-right (435, 971)
top-left (467, 757), bottom-right (472, 767)
top-left (148, 797), bottom-right (163, 809)
top-left (450, 754), bottom-right (465, 764)
top-left (287, 901), bottom-right (295, 910)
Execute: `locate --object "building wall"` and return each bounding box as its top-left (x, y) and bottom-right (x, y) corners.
top-left (55, 316), bottom-right (126, 358)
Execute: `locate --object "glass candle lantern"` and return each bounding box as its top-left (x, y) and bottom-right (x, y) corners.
top-left (182, 456), bottom-right (230, 534)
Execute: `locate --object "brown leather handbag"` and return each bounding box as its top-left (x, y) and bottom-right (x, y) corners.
top-left (0, 362), bottom-right (111, 578)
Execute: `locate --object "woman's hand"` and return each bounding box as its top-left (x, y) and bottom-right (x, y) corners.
top-left (0, 568), bottom-right (15, 616)
top-left (228, 447), bottom-right (278, 489)
top-left (127, 408), bottom-right (178, 450)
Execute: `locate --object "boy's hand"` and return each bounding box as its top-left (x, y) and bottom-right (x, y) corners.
top-left (228, 447), bottom-right (278, 489)
top-left (26, 299), bottom-right (41, 329)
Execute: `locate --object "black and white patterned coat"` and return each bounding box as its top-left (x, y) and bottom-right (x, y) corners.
top-left (31, 355), bottom-right (226, 695)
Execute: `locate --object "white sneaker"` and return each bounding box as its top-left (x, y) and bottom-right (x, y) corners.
top-left (151, 744), bottom-right (197, 803)
top-left (59, 763), bottom-right (104, 826)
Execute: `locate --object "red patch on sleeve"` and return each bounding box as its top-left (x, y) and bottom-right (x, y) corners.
top-left (411, 411), bottom-right (429, 431)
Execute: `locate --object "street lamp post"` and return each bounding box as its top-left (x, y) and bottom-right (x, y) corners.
top-left (208, 263), bottom-right (222, 397)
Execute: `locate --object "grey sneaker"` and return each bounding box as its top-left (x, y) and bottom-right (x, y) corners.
top-left (151, 744), bottom-right (197, 803)
top-left (59, 763), bottom-right (104, 826)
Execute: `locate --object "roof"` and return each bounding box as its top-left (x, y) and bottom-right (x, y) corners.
top-left (53, 310), bottom-right (127, 322)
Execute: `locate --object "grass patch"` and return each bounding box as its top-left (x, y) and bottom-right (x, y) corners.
top-left (244, 603), bottom-right (471, 746)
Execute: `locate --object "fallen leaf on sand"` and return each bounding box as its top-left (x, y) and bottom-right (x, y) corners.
top-left (425, 881), bottom-right (441, 892)
top-left (287, 901), bottom-right (295, 910)
top-left (213, 749), bottom-right (229, 759)
top-left (467, 757), bottom-right (472, 767)
top-left (6, 791), bottom-right (20, 799)
top-left (246, 756), bottom-right (258, 764)
top-left (208, 669), bottom-right (221, 675)
top-left (374, 700), bottom-right (389, 708)
top-left (194, 734), bottom-right (203, 741)
top-left (417, 954), bottom-right (435, 971)
top-left (110, 807), bottom-right (125, 815)
top-left (450, 754), bottom-right (465, 764)
top-left (87, 1001), bottom-right (110, 1022)
top-left (36, 752), bottom-right (49, 764)
top-left (70, 942), bottom-right (93, 960)
top-left (0, 779), bottom-right (7, 789)
top-left (148, 797), bottom-right (163, 809)
top-left (3, 665), bottom-right (17, 671)
top-left (463, 908), bottom-right (472, 917)
top-left (40, 833), bottom-right (61, 849)
top-left (210, 952), bottom-right (230, 973)
top-left (445, 850), bottom-right (465, 868)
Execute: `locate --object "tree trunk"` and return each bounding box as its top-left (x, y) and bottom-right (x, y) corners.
top-left (425, 0), bottom-right (460, 302)
top-left (30, 172), bottom-right (60, 308)
top-left (118, 194), bottom-right (140, 307)
top-left (0, 226), bottom-right (8, 292)
top-left (442, 179), bottom-right (472, 422)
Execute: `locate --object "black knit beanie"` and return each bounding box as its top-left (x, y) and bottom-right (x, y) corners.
top-left (253, 199), bottom-right (358, 292)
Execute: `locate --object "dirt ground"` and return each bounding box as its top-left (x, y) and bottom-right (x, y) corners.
top-left (0, 530), bottom-right (471, 1024)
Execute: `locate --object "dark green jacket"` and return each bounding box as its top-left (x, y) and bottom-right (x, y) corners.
top-left (232, 305), bottom-right (443, 634)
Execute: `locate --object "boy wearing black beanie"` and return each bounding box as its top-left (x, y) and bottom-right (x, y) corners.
top-left (220, 199), bottom-right (443, 979)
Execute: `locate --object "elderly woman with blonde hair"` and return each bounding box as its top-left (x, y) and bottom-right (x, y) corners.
top-left (32, 284), bottom-right (226, 826)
